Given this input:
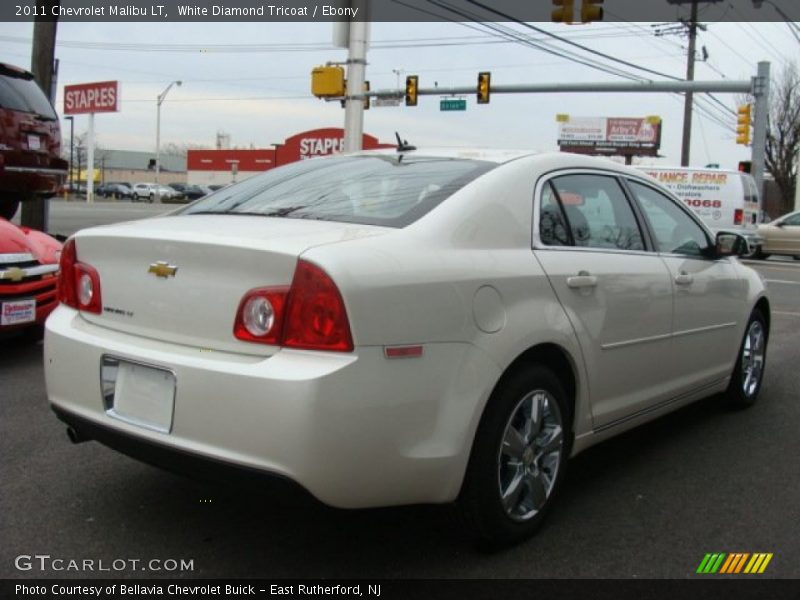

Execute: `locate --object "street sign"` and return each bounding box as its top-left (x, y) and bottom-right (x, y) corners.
top-left (373, 97), bottom-right (403, 107)
top-left (440, 98), bottom-right (467, 111)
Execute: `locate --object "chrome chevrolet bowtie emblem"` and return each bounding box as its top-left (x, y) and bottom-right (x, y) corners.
top-left (148, 261), bottom-right (178, 278)
top-left (1, 267), bottom-right (26, 282)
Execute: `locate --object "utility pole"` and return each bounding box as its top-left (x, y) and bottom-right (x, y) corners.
top-left (680, 0), bottom-right (698, 167)
top-left (342, 0), bottom-right (369, 153)
top-left (23, 0), bottom-right (59, 230)
top-left (660, 0), bottom-right (722, 166)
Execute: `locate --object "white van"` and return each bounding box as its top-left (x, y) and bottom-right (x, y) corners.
top-left (638, 166), bottom-right (762, 251)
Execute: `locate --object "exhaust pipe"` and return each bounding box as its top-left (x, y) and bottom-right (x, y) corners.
top-left (66, 426), bottom-right (90, 444)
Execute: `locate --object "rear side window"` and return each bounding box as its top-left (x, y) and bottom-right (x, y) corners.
top-left (539, 183), bottom-right (571, 246)
top-left (0, 70), bottom-right (57, 120)
top-left (541, 174), bottom-right (644, 251)
top-left (629, 181), bottom-right (711, 257)
top-left (182, 155), bottom-right (495, 228)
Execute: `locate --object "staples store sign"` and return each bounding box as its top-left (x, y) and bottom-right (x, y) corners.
top-left (64, 81), bottom-right (119, 115)
top-left (280, 128), bottom-right (389, 165)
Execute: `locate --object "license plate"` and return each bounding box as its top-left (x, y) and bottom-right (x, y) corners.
top-left (104, 358), bottom-right (176, 433)
top-left (27, 134), bottom-right (41, 150)
top-left (1, 298), bottom-right (35, 326)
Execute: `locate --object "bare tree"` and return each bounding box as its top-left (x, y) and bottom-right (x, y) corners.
top-left (160, 142), bottom-right (210, 157)
top-left (64, 132), bottom-right (108, 186)
top-left (764, 62), bottom-right (799, 213)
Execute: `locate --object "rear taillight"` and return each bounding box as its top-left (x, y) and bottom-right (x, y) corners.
top-left (283, 260), bottom-right (354, 352)
top-left (734, 209), bottom-right (744, 225)
top-left (57, 238), bottom-right (102, 313)
top-left (233, 287), bottom-right (288, 345)
top-left (233, 259), bottom-right (353, 352)
top-left (58, 238), bottom-right (78, 308)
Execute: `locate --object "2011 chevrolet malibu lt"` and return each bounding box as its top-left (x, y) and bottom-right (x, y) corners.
top-left (45, 150), bottom-right (769, 545)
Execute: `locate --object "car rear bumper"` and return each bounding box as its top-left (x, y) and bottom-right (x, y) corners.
top-left (0, 157), bottom-right (68, 195)
top-left (51, 403), bottom-right (315, 499)
top-left (44, 305), bottom-right (500, 508)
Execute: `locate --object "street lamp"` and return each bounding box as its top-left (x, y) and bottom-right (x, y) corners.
top-left (64, 115), bottom-right (74, 197)
top-left (155, 80), bottom-right (182, 203)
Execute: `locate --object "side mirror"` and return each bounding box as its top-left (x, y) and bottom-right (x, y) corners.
top-left (716, 232), bottom-right (748, 258)
top-left (775, 221), bottom-right (786, 228)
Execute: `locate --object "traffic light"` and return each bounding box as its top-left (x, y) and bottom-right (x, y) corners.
top-left (405, 75), bottom-right (418, 107)
top-left (311, 65), bottom-right (345, 98)
top-left (738, 160), bottom-right (752, 173)
top-left (477, 72), bottom-right (491, 104)
top-left (551, 0), bottom-right (574, 23)
top-left (736, 103), bottom-right (752, 145)
top-left (580, 0), bottom-right (604, 22)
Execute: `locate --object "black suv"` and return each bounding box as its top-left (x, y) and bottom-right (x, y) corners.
top-left (0, 63), bottom-right (68, 220)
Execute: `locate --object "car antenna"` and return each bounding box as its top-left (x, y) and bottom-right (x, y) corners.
top-left (395, 131), bottom-right (416, 154)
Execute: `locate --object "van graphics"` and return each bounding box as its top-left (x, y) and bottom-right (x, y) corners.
top-left (644, 170), bottom-right (730, 222)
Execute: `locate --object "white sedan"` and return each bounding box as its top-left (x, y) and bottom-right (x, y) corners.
top-left (45, 150), bottom-right (769, 545)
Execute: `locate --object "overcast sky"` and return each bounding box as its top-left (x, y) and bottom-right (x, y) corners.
top-left (1, 18), bottom-right (797, 168)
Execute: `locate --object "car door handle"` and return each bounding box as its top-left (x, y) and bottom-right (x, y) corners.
top-left (674, 271), bottom-right (694, 286)
top-left (566, 271), bottom-right (598, 289)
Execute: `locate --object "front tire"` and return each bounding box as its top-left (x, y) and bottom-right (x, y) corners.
top-left (725, 309), bottom-right (768, 408)
top-left (459, 365), bottom-right (571, 547)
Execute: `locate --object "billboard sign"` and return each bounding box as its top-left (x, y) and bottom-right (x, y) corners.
top-left (558, 116), bottom-right (661, 156)
top-left (64, 81), bottom-right (119, 115)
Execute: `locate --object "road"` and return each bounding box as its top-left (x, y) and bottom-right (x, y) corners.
top-left (2, 203), bottom-right (799, 579)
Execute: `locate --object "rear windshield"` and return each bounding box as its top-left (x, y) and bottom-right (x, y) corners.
top-left (180, 155), bottom-right (495, 227)
top-left (0, 69), bottom-right (58, 120)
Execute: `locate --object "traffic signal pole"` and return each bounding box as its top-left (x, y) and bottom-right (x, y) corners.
top-left (366, 79), bottom-right (752, 99)
top-left (357, 71), bottom-right (769, 192)
top-left (750, 61), bottom-right (770, 200)
top-left (342, 0), bottom-right (368, 153)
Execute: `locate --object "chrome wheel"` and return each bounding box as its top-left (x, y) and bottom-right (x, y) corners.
top-left (741, 320), bottom-right (765, 397)
top-left (498, 389), bottom-right (564, 522)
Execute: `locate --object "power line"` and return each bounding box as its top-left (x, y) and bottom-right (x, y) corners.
top-left (463, 0), bottom-right (687, 82)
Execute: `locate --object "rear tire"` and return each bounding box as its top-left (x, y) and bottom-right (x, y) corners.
top-left (725, 309), bottom-right (768, 408)
top-left (458, 365), bottom-right (571, 547)
top-left (0, 196), bottom-right (20, 220)
top-left (753, 247), bottom-right (770, 260)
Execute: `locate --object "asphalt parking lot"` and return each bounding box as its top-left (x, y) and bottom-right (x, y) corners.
top-left (2, 201), bottom-right (799, 579)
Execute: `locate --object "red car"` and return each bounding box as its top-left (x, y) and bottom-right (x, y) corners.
top-left (0, 62), bottom-right (68, 220)
top-left (0, 217), bottom-right (61, 338)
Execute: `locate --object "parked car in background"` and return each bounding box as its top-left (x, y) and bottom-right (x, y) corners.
top-left (63, 182), bottom-right (87, 196)
top-left (132, 183), bottom-right (182, 202)
top-left (755, 209), bottom-right (800, 259)
top-left (168, 183), bottom-right (209, 201)
top-left (1, 217), bottom-right (61, 340)
top-left (96, 183), bottom-right (134, 200)
top-left (638, 166), bottom-right (762, 254)
top-left (45, 150), bottom-right (769, 546)
top-left (207, 184), bottom-right (227, 192)
top-left (0, 63), bottom-right (68, 220)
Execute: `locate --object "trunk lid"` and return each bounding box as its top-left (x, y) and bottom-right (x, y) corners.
top-left (74, 215), bottom-right (388, 353)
